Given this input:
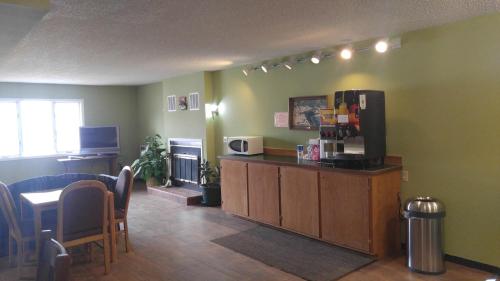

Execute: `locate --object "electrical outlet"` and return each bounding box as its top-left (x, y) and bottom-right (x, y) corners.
top-left (402, 170), bottom-right (409, 182)
top-left (223, 136), bottom-right (228, 143)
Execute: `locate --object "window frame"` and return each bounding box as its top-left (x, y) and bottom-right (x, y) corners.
top-left (0, 98), bottom-right (85, 161)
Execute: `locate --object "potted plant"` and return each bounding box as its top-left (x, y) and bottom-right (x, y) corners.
top-left (131, 134), bottom-right (168, 187)
top-left (199, 160), bottom-right (221, 206)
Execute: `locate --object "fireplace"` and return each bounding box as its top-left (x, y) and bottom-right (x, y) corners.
top-left (168, 138), bottom-right (202, 187)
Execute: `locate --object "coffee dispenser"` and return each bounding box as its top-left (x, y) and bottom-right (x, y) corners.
top-left (319, 90), bottom-right (386, 168)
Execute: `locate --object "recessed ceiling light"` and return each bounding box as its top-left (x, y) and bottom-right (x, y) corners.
top-left (340, 48), bottom-right (352, 60)
top-left (375, 40), bottom-right (389, 53)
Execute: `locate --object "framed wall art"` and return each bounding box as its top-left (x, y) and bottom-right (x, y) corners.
top-left (178, 96), bottom-right (188, 110)
top-left (288, 95), bottom-right (328, 130)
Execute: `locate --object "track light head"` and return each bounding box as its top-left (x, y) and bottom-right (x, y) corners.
top-left (242, 68), bottom-right (248, 76)
top-left (311, 51), bottom-right (321, 64)
top-left (340, 48), bottom-right (352, 60)
top-left (375, 40), bottom-right (388, 53)
top-left (284, 63), bottom-right (292, 70)
top-left (261, 64), bottom-right (268, 73)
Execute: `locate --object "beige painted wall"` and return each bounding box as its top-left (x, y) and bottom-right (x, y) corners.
top-left (0, 82), bottom-right (139, 184)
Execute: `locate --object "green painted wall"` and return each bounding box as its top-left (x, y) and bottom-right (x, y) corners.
top-left (204, 72), bottom-right (217, 163)
top-left (137, 82), bottom-right (164, 141)
top-left (212, 14), bottom-right (500, 267)
top-left (136, 72), bottom-right (217, 164)
top-left (162, 72), bottom-right (206, 143)
top-left (0, 82), bottom-right (139, 184)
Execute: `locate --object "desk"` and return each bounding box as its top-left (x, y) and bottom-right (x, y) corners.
top-left (20, 189), bottom-right (117, 262)
top-left (57, 155), bottom-right (118, 176)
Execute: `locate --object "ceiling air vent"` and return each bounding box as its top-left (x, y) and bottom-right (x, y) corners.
top-left (189, 92), bottom-right (200, 111)
top-left (167, 95), bottom-right (176, 112)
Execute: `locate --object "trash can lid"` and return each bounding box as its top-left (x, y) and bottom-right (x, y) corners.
top-left (405, 196), bottom-right (445, 215)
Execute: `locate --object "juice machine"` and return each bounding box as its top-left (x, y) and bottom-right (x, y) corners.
top-left (319, 90), bottom-right (386, 168)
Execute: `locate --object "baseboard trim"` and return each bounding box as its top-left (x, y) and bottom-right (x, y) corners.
top-left (400, 243), bottom-right (499, 274)
top-left (445, 255), bottom-right (500, 274)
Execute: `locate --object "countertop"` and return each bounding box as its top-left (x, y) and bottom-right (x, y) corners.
top-left (218, 154), bottom-right (402, 175)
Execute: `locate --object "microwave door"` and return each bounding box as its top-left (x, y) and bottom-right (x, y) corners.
top-left (242, 140), bottom-right (248, 153)
top-left (229, 140), bottom-right (242, 152)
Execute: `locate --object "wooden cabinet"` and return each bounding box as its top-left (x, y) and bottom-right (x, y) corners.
top-left (320, 171), bottom-right (371, 252)
top-left (219, 156), bottom-right (401, 258)
top-left (280, 166), bottom-right (319, 237)
top-left (248, 163), bottom-right (280, 226)
top-left (220, 159), bottom-right (248, 216)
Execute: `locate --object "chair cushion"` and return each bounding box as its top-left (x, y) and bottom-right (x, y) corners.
top-left (61, 184), bottom-right (105, 243)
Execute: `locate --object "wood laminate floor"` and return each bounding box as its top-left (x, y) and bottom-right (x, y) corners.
top-left (0, 183), bottom-right (493, 281)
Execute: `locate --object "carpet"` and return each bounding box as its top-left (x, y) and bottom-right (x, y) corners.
top-left (212, 226), bottom-right (375, 281)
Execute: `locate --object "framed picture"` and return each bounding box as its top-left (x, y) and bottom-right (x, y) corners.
top-left (288, 95), bottom-right (328, 130)
top-left (178, 96), bottom-right (188, 110)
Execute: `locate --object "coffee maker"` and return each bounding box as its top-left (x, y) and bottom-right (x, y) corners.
top-left (319, 90), bottom-right (386, 168)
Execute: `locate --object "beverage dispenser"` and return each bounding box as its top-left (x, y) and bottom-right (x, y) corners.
top-left (319, 90), bottom-right (386, 168)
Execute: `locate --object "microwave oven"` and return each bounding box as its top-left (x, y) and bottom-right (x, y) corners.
top-left (226, 136), bottom-right (263, 155)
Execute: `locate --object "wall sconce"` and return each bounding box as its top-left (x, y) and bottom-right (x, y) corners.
top-left (210, 103), bottom-right (219, 117)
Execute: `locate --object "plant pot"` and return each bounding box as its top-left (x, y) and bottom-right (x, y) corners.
top-left (200, 183), bottom-right (221, 206)
top-left (146, 177), bottom-right (160, 187)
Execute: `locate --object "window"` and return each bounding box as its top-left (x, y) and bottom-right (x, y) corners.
top-left (0, 99), bottom-right (83, 158)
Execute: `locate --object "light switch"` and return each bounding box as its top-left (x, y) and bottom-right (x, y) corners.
top-left (402, 170), bottom-right (409, 182)
top-left (360, 94), bottom-right (366, 109)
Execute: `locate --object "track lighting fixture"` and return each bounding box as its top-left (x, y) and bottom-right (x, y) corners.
top-left (240, 37), bottom-right (401, 78)
top-left (375, 40), bottom-right (388, 53)
top-left (311, 51), bottom-right (321, 64)
top-left (340, 48), bottom-right (352, 60)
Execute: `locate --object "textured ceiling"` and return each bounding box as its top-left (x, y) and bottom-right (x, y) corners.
top-left (0, 0), bottom-right (499, 85)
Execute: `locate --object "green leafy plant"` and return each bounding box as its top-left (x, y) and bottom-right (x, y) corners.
top-left (131, 134), bottom-right (168, 184)
top-left (199, 160), bottom-right (220, 187)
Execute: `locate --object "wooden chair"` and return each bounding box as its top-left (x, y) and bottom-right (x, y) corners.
top-left (36, 230), bottom-right (70, 281)
top-left (57, 180), bottom-right (111, 274)
top-left (113, 166), bottom-right (133, 252)
top-left (0, 181), bottom-right (35, 278)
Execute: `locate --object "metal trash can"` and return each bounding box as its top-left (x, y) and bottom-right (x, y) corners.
top-left (404, 196), bottom-right (446, 274)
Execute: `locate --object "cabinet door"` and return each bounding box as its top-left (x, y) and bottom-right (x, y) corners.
top-left (248, 163), bottom-right (280, 226)
top-left (220, 160), bottom-right (248, 216)
top-left (280, 166), bottom-right (319, 237)
top-left (320, 171), bottom-right (371, 252)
